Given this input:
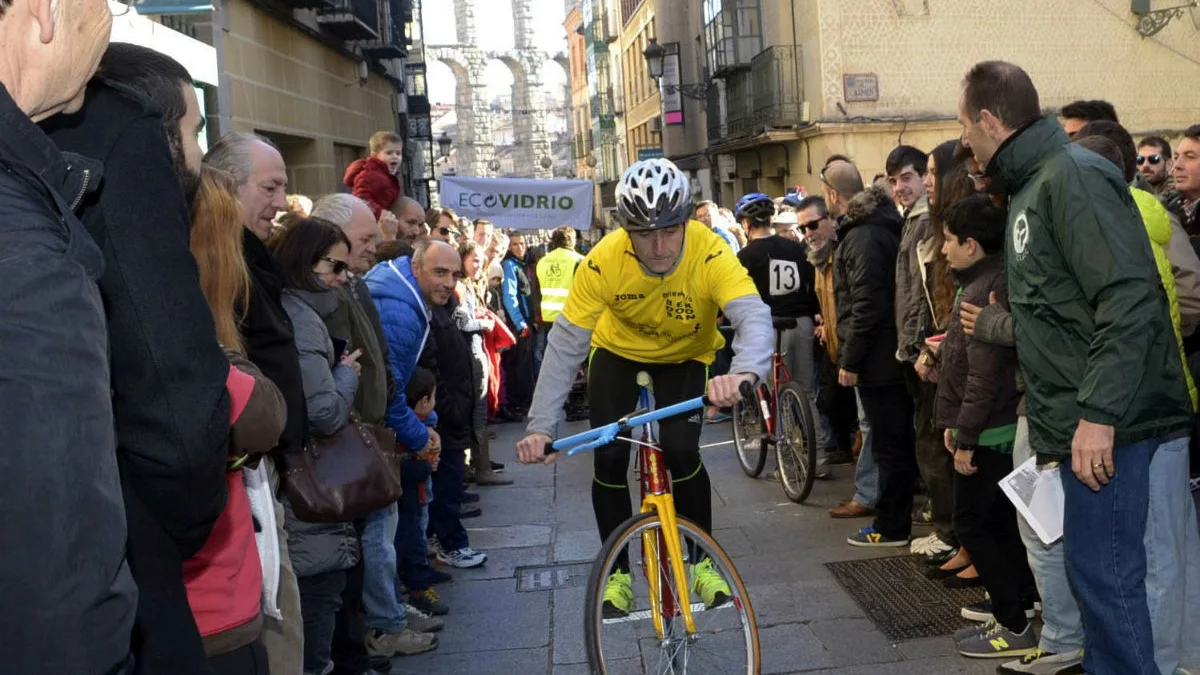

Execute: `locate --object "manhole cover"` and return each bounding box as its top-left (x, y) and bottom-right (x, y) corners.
top-left (515, 560), bottom-right (593, 592)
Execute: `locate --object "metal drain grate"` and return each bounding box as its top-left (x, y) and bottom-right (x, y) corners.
top-left (515, 561), bottom-right (593, 592)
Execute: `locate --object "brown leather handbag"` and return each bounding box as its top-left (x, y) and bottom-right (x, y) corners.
top-left (280, 415), bottom-right (403, 522)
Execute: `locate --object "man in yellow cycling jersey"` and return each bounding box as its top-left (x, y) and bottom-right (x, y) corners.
top-left (516, 158), bottom-right (773, 616)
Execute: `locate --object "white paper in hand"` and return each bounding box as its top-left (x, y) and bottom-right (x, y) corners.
top-left (999, 456), bottom-right (1064, 545)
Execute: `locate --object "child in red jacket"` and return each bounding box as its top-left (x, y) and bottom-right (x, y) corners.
top-left (343, 131), bottom-right (404, 217)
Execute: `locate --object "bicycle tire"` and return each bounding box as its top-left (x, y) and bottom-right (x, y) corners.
top-left (583, 511), bottom-right (761, 675)
top-left (776, 382), bottom-right (817, 503)
top-left (732, 391), bottom-right (767, 477)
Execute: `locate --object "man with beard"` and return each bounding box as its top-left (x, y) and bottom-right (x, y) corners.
top-left (42, 42), bottom-right (232, 675)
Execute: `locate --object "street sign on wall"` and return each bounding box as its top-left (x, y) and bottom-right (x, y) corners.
top-left (843, 73), bottom-right (880, 103)
top-left (637, 148), bottom-right (664, 161)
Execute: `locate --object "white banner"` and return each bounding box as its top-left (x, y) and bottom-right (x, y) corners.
top-left (439, 175), bottom-right (595, 230)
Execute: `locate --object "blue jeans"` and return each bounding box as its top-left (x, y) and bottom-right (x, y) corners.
top-left (1145, 435), bottom-right (1200, 673)
top-left (396, 478), bottom-right (437, 592)
top-left (361, 504), bottom-right (407, 633)
top-left (430, 447), bottom-right (469, 551)
top-left (1012, 417), bottom-right (1083, 655)
top-left (852, 389), bottom-right (879, 508)
top-left (1061, 436), bottom-right (1157, 675)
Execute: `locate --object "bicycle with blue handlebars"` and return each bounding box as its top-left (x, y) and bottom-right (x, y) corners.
top-left (550, 371), bottom-right (760, 675)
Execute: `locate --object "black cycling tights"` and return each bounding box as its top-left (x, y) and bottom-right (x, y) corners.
top-left (588, 349), bottom-right (712, 572)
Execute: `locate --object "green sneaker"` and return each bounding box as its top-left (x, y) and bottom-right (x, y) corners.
top-left (691, 558), bottom-right (731, 609)
top-left (602, 570), bottom-right (634, 617)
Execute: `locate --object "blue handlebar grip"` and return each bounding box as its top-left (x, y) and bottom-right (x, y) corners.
top-left (551, 396), bottom-right (708, 455)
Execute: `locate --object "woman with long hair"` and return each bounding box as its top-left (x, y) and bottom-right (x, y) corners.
top-left (916, 140), bottom-right (986, 588)
top-left (191, 169), bottom-right (252, 353)
top-left (457, 240), bottom-right (512, 486)
top-left (184, 168), bottom-right (287, 675)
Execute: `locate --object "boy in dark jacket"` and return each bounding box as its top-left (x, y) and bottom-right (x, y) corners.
top-left (932, 194), bottom-right (1037, 658)
top-left (397, 367), bottom-right (452, 616)
top-left (344, 131), bottom-right (404, 218)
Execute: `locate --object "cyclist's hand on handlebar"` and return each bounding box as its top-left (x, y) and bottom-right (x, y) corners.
top-left (706, 373), bottom-right (756, 408)
top-left (517, 432), bottom-right (558, 466)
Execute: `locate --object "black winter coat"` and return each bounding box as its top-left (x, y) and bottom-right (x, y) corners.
top-left (0, 81), bottom-right (137, 675)
top-left (45, 81), bottom-right (230, 675)
top-left (833, 185), bottom-right (905, 387)
top-left (933, 254), bottom-right (1020, 446)
top-left (45, 80), bottom-right (232, 556)
top-left (420, 298), bottom-right (476, 450)
top-left (242, 229), bottom-right (309, 456)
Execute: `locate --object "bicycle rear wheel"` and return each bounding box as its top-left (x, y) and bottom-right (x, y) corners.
top-left (583, 511), bottom-right (760, 675)
top-left (776, 382), bottom-right (817, 503)
top-left (732, 390), bottom-right (767, 477)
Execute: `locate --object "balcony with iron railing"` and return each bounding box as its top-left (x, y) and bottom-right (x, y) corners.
top-left (750, 45), bottom-right (804, 129)
top-left (708, 44), bottom-right (805, 144)
top-left (317, 0), bottom-right (380, 40)
top-left (355, 0), bottom-right (407, 58)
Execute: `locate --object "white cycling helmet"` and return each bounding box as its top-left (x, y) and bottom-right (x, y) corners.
top-left (615, 158), bottom-right (692, 231)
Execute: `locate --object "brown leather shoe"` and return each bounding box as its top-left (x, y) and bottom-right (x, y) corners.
top-left (828, 500), bottom-right (874, 519)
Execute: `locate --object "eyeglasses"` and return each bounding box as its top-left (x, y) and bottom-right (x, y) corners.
top-left (322, 257), bottom-right (349, 275)
top-left (799, 217), bottom-right (825, 233)
top-left (967, 171), bottom-right (986, 182)
top-left (1136, 154), bottom-right (1163, 166)
top-left (112, 0), bottom-right (136, 16)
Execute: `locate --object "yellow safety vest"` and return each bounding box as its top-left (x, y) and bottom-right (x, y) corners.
top-left (536, 246), bottom-right (584, 323)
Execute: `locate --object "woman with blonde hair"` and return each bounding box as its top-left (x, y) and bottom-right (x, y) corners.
top-left (184, 167), bottom-right (287, 674)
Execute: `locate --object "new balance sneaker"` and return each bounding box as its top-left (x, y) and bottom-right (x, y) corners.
top-left (911, 532), bottom-right (953, 556)
top-left (912, 501), bottom-right (934, 526)
top-left (404, 605), bottom-right (444, 633)
top-left (956, 621), bottom-right (1037, 659)
top-left (437, 546), bottom-right (487, 568)
top-left (365, 628), bottom-right (438, 657)
top-left (602, 570), bottom-right (633, 618)
top-left (953, 617), bottom-right (997, 642)
top-left (690, 558), bottom-right (731, 609)
top-left (847, 525), bottom-right (909, 547)
top-left (961, 598), bottom-right (1039, 623)
top-left (996, 648), bottom-right (1084, 674)
top-left (408, 588), bottom-right (449, 616)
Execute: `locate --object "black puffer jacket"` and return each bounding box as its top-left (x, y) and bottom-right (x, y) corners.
top-left (420, 297), bottom-right (476, 451)
top-left (833, 185), bottom-right (905, 387)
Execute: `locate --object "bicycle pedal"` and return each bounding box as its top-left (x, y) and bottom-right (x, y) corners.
top-left (764, 435), bottom-right (780, 446)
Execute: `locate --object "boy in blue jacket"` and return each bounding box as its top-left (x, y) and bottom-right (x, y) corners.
top-left (397, 367), bottom-right (451, 616)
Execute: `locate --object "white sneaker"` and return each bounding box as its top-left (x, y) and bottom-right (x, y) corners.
top-left (910, 532), bottom-right (952, 556)
top-left (437, 546), bottom-right (487, 568)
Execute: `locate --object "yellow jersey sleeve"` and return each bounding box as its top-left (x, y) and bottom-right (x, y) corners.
top-left (560, 253), bottom-right (607, 331)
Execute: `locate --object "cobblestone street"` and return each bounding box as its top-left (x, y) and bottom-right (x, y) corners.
top-left (395, 419), bottom-right (999, 675)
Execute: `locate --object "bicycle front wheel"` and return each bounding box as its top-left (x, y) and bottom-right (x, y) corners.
top-left (776, 382), bottom-right (817, 503)
top-left (583, 511), bottom-right (760, 675)
top-left (732, 391), bottom-right (767, 477)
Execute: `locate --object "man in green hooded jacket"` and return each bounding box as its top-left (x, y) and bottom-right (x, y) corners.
top-left (957, 60), bottom-right (1192, 675)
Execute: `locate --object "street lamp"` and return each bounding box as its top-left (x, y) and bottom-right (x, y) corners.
top-left (643, 38), bottom-right (666, 79)
top-left (642, 37), bottom-right (712, 100)
top-left (437, 131), bottom-right (452, 159)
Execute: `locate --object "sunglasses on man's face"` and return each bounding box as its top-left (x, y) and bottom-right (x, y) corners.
top-left (1136, 154), bottom-right (1163, 166)
top-left (800, 218), bottom-right (825, 233)
top-left (322, 257), bottom-right (349, 275)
